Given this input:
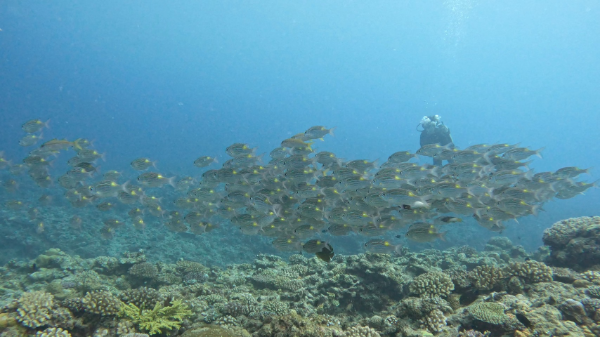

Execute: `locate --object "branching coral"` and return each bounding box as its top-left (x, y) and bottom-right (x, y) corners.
top-left (420, 309), bottom-right (447, 333)
top-left (82, 291), bottom-right (122, 316)
top-left (16, 291), bottom-right (54, 328)
top-left (506, 260), bottom-right (553, 283)
top-left (35, 327), bottom-right (71, 337)
top-left (409, 272), bottom-right (454, 298)
top-left (118, 299), bottom-right (192, 335)
top-left (468, 265), bottom-right (504, 290)
top-left (120, 287), bottom-right (164, 310)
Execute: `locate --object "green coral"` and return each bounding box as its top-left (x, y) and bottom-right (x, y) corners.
top-left (119, 299), bottom-right (192, 335)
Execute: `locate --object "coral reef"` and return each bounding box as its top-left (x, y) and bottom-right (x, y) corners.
top-left (543, 216), bottom-right (600, 270)
top-left (0, 228), bottom-right (599, 337)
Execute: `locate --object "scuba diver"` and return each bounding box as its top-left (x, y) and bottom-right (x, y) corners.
top-left (417, 115), bottom-right (455, 166)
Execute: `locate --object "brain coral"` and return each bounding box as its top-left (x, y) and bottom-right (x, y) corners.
top-left (468, 265), bottom-right (504, 290)
top-left (507, 260), bottom-right (553, 283)
top-left (16, 291), bottom-right (54, 328)
top-left (410, 272), bottom-right (454, 298)
top-left (543, 216), bottom-right (600, 270)
top-left (82, 291), bottom-right (122, 315)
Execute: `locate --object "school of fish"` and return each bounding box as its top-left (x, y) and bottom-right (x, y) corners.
top-left (1, 120), bottom-right (597, 260)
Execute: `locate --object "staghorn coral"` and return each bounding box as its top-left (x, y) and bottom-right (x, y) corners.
top-left (118, 299), bottom-right (192, 335)
top-left (507, 260), bottom-right (553, 283)
top-left (129, 262), bottom-right (159, 279)
top-left (409, 271), bottom-right (454, 298)
top-left (543, 216), bottom-right (600, 270)
top-left (420, 309), bottom-right (446, 333)
top-left (35, 327), bottom-right (71, 337)
top-left (468, 265), bottom-right (504, 290)
top-left (16, 291), bottom-right (54, 328)
top-left (82, 290), bottom-right (122, 316)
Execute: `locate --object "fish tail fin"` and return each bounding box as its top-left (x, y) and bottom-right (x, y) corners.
top-left (482, 151), bottom-right (494, 164)
top-left (167, 176), bottom-right (177, 188)
top-left (535, 147), bottom-right (545, 158)
top-left (438, 232), bottom-right (447, 242)
top-left (152, 160), bottom-right (158, 169)
top-left (100, 152), bottom-right (107, 162)
top-left (531, 204), bottom-right (543, 216)
top-left (73, 139), bottom-right (83, 151)
top-left (328, 127), bottom-right (336, 137)
top-left (272, 204), bottom-right (283, 217)
top-left (44, 119), bottom-right (51, 129)
top-left (121, 180), bottom-right (131, 192)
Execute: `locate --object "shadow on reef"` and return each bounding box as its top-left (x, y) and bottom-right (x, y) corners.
top-left (1, 216), bottom-right (600, 337)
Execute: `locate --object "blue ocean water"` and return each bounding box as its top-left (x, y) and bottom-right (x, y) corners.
top-left (0, 1), bottom-right (598, 265)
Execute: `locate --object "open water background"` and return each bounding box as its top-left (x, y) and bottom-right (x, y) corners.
top-left (0, 1), bottom-right (599, 264)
